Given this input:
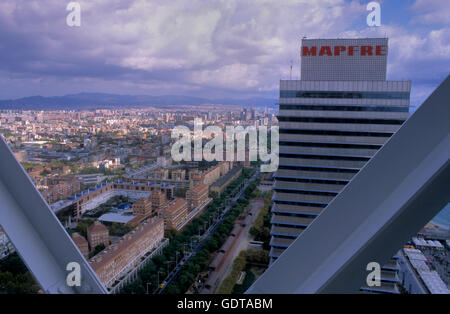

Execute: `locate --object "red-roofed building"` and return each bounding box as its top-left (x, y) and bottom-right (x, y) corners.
top-left (90, 217), bottom-right (164, 288)
top-left (160, 198), bottom-right (188, 230)
top-left (151, 188), bottom-right (169, 210)
top-left (132, 197), bottom-right (152, 217)
top-left (186, 183), bottom-right (209, 212)
top-left (87, 221), bottom-right (110, 250)
top-left (72, 233), bottom-right (89, 259)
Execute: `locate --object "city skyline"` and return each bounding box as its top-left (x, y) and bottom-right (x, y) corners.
top-left (0, 0), bottom-right (449, 110)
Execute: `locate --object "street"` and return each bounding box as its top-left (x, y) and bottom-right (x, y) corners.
top-left (156, 169), bottom-right (260, 294)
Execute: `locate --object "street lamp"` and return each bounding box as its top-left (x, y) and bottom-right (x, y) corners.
top-left (146, 282), bottom-right (152, 295)
top-left (157, 271), bottom-right (163, 291)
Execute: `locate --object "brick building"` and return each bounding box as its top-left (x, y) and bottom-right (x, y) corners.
top-left (151, 188), bottom-right (169, 210)
top-left (171, 169), bottom-right (186, 181)
top-left (72, 232), bottom-right (89, 259)
top-left (160, 198), bottom-right (188, 230)
top-left (186, 183), bottom-right (209, 212)
top-left (153, 169), bottom-right (169, 180)
top-left (90, 217), bottom-right (164, 288)
top-left (132, 197), bottom-right (152, 217)
top-left (41, 176), bottom-right (81, 204)
top-left (87, 221), bottom-right (110, 250)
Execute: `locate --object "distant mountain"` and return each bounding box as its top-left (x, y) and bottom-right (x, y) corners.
top-left (0, 93), bottom-right (278, 110)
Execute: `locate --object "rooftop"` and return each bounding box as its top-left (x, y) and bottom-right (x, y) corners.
top-left (164, 198), bottom-right (187, 213)
top-left (90, 217), bottom-right (163, 271)
top-left (88, 221), bottom-right (109, 234)
top-left (98, 213), bottom-right (136, 224)
top-left (211, 166), bottom-right (242, 188)
top-left (71, 233), bottom-right (88, 246)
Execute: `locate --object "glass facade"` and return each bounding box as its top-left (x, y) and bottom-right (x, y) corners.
top-left (271, 82), bottom-right (411, 264)
top-left (280, 90), bottom-right (410, 99)
top-left (279, 104), bottom-right (409, 112)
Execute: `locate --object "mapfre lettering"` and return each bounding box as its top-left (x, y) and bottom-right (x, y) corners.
top-left (302, 45), bottom-right (387, 57)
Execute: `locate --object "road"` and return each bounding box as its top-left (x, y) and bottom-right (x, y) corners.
top-left (156, 169), bottom-right (260, 294)
top-left (198, 199), bottom-right (265, 294)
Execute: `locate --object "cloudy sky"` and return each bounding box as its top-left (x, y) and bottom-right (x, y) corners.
top-left (0, 0), bottom-right (448, 108)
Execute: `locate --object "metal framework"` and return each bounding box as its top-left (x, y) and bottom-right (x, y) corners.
top-left (247, 76), bottom-right (450, 294)
top-left (0, 77), bottom-right (448, 294)
top-left (0, 137), bottom-right (107, 294)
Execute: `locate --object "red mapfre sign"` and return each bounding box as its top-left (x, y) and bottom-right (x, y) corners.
top-left (302, 45), bottom-right (387, 57)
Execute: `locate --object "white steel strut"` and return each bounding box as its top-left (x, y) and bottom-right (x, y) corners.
top-left (247, 76), bottom-right (450, 294)
top-left (0, 136), bottom-right (108, 294)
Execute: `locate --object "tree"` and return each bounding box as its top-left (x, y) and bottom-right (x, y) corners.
top-left (120, 279), bottom-right (146, 294)
top-left (205, 238), bottom-right (219, 252)
top-left (166, 284), bottom-right (181, 294)
top-left (140, 262), bottom-right (157, 284)
top-left (90, 244), bottom-right (106, 258)
top-left (0, 253), bottom-right (29, 275)
top-left (40, 169), bottom-right (51, 176)
top-left (110, 223), bottom-right (133, 237)
top-left (75, 222), bottom-right (88, 238)
top-left (165, 228), bottom-right (177, 240)
top-left (153, 254), bottom-right (167, 267)
top-left (70, 164), bottom-right (80, 173)
top-left (246, 249), bottom-right (269, 266)
top-left (0, 271), bottom-right (39, 294)
top-left (0, 253), bottom-right (39, 294)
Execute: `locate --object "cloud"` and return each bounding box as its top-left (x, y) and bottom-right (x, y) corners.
top-left (0, 0), bottom-right (447, 106)
top-left (411, 0), bottom-right (450, 25)
top-left (341, 21), bottom-right (450, 107)
top-left (0, 0), bottom-right (365, 98)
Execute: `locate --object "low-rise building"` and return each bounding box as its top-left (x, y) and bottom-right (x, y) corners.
top-left (160, 198), bottom-right (188, 230)
top-left (186, 183), bottom-right (209, 212)
top-left (72, 232), bottom-right (89, 259)
top-left (153, 169), bottom-right (169, 180)
top-left (171, 169), bottom-right (186, 181)
top-left (41, 176), bottom-right (81, 204)
top-left (132, 197), bottom-right (152, 217)
top-left (87, 221), bottom-right (110, 250)
top-left (151, 188), bottom-right (169, 210)
top-left (210, 166), bottom-right (242, 195)
top-left (90, 217), bottom-right (165, 288)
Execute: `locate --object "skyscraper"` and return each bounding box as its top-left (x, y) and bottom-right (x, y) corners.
top-left (271, 38), bottom-right (410, 293)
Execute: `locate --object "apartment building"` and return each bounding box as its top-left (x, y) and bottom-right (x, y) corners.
top-left (132, 197), bottom-right (153, 217)
top-left (87, 221), bottom-right (110, 250)
top-left (90, 217), bottom-right (165, 288)
top-left (186, 183), bottom-right (209, 212)
top-left (71, 232), bottom-right (89, 259)
top-left (160, 198), bottom-right (188, 230)
top-left (151, 188), bottom-right (169, 210)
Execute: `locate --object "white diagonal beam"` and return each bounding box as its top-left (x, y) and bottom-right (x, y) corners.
top-left (0, 137), bottom-right (108, 294)
top-left (247, 76), bottom-right (450, 294)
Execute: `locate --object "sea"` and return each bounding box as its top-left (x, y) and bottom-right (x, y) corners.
top-left (431, 202), bottom-right (450, 230)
